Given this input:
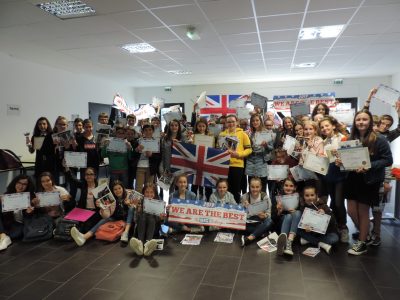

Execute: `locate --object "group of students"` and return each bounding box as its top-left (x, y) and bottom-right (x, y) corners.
top-left (0, 88), bottom-right (399, 258)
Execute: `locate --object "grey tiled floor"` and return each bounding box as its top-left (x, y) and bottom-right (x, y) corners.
top-left (0, 219), bottom-right (400, 300)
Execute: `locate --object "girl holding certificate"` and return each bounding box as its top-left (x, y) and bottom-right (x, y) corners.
top-left (240, 178), bottom-right (273, 246)
top-left (297, 186), bottom-right (338, 255)
top-left (0, 175), bottom-right (36, 251)
top-left (70, 181), bottom-right (129, 246)
top-left (276, 178), bottom-right (301, 256)
top-left (338, 110), bottom-right (393, 255)
top-left (218, 115), bottom-right (252, 203)
top-left (320, 116), bottom-right (349, 243)
top-left (129, 183), bottom-right (162, 257)
top-left (27, 117), bottom-right (56, 180)
top-left (35, 172), bottom-right (72, 218)
top-left (132, 125), bottom-right (161, 192)
top-left (276, 117), bottom-right (296, 147)
top-left (311, 103), bottom-right (330, 120)
top-left (245, 114), bottom-right (274, 192)
top-left (190, 119), bottom-right (213, 200)
top-left (76, 119), bottom-right (100, 175)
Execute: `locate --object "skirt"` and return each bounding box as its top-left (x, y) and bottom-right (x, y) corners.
top-left (344, 172), bottom-right (380, 206)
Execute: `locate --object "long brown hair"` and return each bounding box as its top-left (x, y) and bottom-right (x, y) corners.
top-left (350, 110), bottom-right (377, 154)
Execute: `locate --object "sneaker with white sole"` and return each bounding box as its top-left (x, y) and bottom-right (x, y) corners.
top-left (120, 232), bottom-right (129, 243)
top-left (369, 234), bottom-right (381, 247)
top-left (340, 228), bottom-right (349, 243)
top-left (318, 242), bottom-right (332, 254)
top-left (347, 240), bottom-right (367, 255)
top-left (0, 235), bottom-right (12, 251)
top-left (190, 226), bottom-right (205, 233)
top-left (300, 238), bottom-right (309, 245)
top-left (143, 239), bottom-right (158, 256)
top-left (129, 238), bottom-right (144, 256)
top-left (70, 227), bottom-right (86, 247)
top-left (276, 233), bottom-right (287, 256)
top-left (283, 240), bottom-right (294, 256)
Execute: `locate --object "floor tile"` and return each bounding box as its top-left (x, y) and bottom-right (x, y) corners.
top-left (231, 271), bottom-right (268, 300)
top-left (304, 279), bottom-right (344, 300)
top-left (8, 279), bottom-right (61, 300)
top-left (193, 284), bottom-right (232, 300)
top-left (81, 288), bottom-right (123, 300)
top-left (361, 257), bottom-right (400, 288)
top-left (377, 287), bottom-right (400, 300)
top-left (202, 255), bottom-right (240, 288)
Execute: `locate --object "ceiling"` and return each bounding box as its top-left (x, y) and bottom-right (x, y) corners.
top-left (1, 0), bottom-right (400, 87)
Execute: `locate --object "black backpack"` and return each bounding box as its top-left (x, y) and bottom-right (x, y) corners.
top-left (54, 218), bottom-right (80, 241)
top-left (23, 215), bottom-right (54, 242)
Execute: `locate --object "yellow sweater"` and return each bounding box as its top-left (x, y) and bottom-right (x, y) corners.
top-left (219, 128), bottom-right (252, 168)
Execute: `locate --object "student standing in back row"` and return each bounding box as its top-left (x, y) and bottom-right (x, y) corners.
top-left (218, 115), bottom-right (252, 203)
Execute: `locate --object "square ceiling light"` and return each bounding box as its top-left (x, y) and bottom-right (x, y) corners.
top-left (36, 1), bottom-right (95, 19)
top-left (122, 43), bottom-right (156, 53)
top-left (299, 25), bottom-right (345, 40)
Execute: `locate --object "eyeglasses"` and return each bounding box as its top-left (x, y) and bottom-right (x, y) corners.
top-left (16, 181), bottom-right (28, 186)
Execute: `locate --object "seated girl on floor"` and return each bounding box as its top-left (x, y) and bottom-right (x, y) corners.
top-left (240, 177), bottom-right (273, 246)
top-left (129, 183), bottom-right (164, 257)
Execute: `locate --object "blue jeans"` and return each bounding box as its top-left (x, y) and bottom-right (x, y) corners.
top-left (281, 210), bottom-right (302, 235)
top-left (298, 229), bottom-right (339, 246)
top-left (246, 217), bottom-right (273, 239)
top-left (89, 217), bottom-right (114, 234)
top-left (126, 207), bottom-right (134, 225)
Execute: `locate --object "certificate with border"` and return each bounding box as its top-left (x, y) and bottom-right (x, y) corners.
top-left (303, 153), bottom-right (329, 175)
top-left (143, 198), bottom-right (166, 215)
top-left (139, 138), bottom-right (160, 153)
top-left (194, 134), bottom-right (215, 148)
top-left (267, 165), bottom-right (289, 180)
top-left (64, 151), bottom-right (87, 168)
top-left (337, 147), bottom-right (371, 171)
top-left (374, 84), bottom-right (400, 106)
top-left (277, 193), bottom-right (299, 211)
top-left (255, 132), bottom-right (273, 145)
top-left (107, 137), bottom-right (127, 153)
top-left (298, 207), bottom-right (331, 234)
top-left (1, 192), bottom-right (30, 212)
top-left (36, 191), bottom-right (60, 207)
top-left (247, 200), bottom-right (269, 216)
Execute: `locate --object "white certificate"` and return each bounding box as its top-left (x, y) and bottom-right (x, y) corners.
top-left (330, 109), bottom-right (355, 125)
top-left (283, 135), bottom-right (297, 155)
top-left (153, 128), bottom-right (161, 138)
top-left (374, 84), bottom-right (400, 106)
top-left (337, 147), bottom-right (371, 171)
top-left (33, 136), bottom-right (45, 150)
top-left (247, 200), bottom-right (269, 216)
top-left (236, 107), bottom-right (251, 119)
top-left (194, 134), bottom-right (215, 148)
top-left (107, 137), bottom-right (127, 153)
top-left (278, 193), bottom-right (299, 211)
top-left (298, 207), bottom-right (331, 234)
top-left (255, 132), bottom-right (273, 145)
top-left (64, 151), bottom-right (87, 168)
top-left (303, 153), bottom-right (329, 175)
top-left (1, 192), bottom-right (31, 212)
top-left (139, 138), bottom-right (160, 153)
top-left (163, 110), bottom-right (182, 123)
top-left (143, 198), bottom-right (166, 215)
top-left (36, 191), bottom-right (60, 207)
top-left (290, 165), bottom-right (318, 182)
top-left (290, 102), bottom-right (309, 117)
top-left (267, 165), bottom-right (289, 180)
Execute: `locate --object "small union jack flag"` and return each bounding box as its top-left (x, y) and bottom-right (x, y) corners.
top-left (199, 94), bottom-right (249, 119)
top-left (170, 142), bottom-right (230, 187)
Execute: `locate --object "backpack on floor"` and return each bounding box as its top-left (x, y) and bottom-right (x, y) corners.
top-left (53, 218), bottom-right (80, 241)
top-left (23, 215), bottom-right (54, 242)
top-left (95, 220), bottom-right (125, 242)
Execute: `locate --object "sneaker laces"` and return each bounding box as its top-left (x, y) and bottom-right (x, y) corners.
top-left (352, 240), bottom-right (365, 251)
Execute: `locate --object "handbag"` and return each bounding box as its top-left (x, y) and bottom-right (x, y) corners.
top-left (95, 220), bottom-right (126, 242)
top-left (53, 218), bottom-right (80, 241)
top-left (23, 215), bottom-right (54, 242)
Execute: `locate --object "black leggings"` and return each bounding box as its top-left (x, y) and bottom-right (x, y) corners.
top-left (327, 181), bottom-right (347, 228)
top-left (228, 167), bottom-right (244, 203)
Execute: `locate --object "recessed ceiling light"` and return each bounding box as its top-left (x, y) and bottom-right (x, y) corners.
top-left (122, 43), bottom-right (156, 53)
top-left (36, 1), bottom-right (95, 19)
top-left (167, 70), bottom-right (192, 75)
top-left (186, 26), bottom-right (201, 40)
top-left (299, 25), bottom-right (345, 40)
top-left (292, 62), bottom-right (317, 68)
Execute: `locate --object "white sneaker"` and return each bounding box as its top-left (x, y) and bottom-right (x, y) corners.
top-left (276, 233), bottom-right (287, 256)
top-left (129, 238), bottom-right (144, 256)
top-left (340, 229), bottom-right (349, 243)
top-left (318, 242), bottom-right (332, 255)
top-left (0, 235), bottom-right (12, 251)
top-left (300, 238), bottom-right (309, 245)
top-left (70, 227), bottom-right (86, 246)
top-left (143, 239), bottom-right (158, 256)
top-left (283, 240), bottom-right (294, 256)
top-left (120, 231), bottom-right (129, 243)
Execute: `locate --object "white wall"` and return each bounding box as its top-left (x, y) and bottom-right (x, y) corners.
top-left (390, 72), bottom-right (400, 165)
top-left (0, 52), bottom-right (135, 161)
top-left (134, 76), bottom-right (391, 116)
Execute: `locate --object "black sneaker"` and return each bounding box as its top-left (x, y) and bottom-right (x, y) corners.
top-left (347, 241), bottom-right (367, 255)
top-left (276, 233), bottom-right (287, 256)
top-left (351, 232), bottom-right (360, 240)
top-left (370, 235), bottom-right (381, 247)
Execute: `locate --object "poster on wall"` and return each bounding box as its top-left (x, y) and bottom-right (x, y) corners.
top-left (272, 93), bottom-right (336, 113)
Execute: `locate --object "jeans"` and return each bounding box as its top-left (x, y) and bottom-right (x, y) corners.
top-left (246, 217), bottom-right (273, 239)
top-left (126, 207), bottom-right (134, 225)
top-left (280, 211), bottom-right (302, 235)
top-left (89, 217), bottom-right (114, 234)
top-left (298, 229), bottom-right (339, 246)
top-left (327, 181), bottom-right (346, 228)
top-left (137, 212), bottom-right (157, 242)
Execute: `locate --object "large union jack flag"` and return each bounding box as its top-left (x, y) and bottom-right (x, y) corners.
top-left (199, 94), bottom-right (250, 118)
top-left (171, 142), bottom-right (230, 187)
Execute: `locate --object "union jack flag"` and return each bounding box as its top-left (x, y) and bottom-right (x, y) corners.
top-left (171, 142), bottom-right (230, 187)
top-left (199, 94), bottom-right (250, 119)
